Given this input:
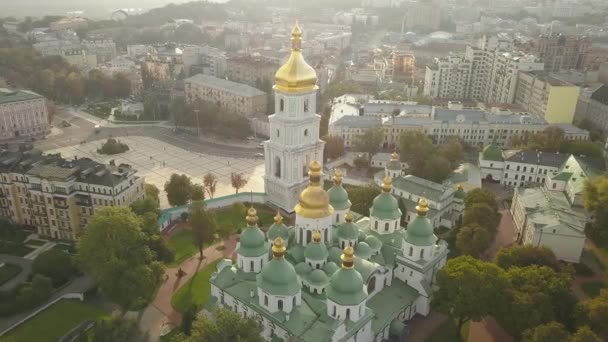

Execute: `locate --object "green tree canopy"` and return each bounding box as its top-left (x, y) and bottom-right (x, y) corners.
top-left (463, 203), bottom-right (501, 233)
top-left (90, 315), bottom-right (142, 342)
top-left (190, 184), bottom-right (205, 202)
top-left (164, 174), bottom-right (193, 207)
top-left (347, 184), bottom-right (381, 217)
top-left (570, 326), bottom-right (602, 342)
top-left (32, 249), bottom-right (76, 287)
top-left (130, 197), bottom-right (160, 216)
top-left (323, 135), bottom-right (345, 160)
top-left (190, 201), bottom-right (217, 259)
top-left (494, 245), bottom-right (561, 272)
top-left (353, 127), bottom-right (384, 165)
top-left (583, 175), bottom-right (608, 244)
top-left (578, 289), bottom-right (608, 336)
top-left (522, 322), bottom-right (569, 342)
top-left (77, 207), bottom-right (163, 310)
top-left (145, 183), bottom-right (160, 203)
top-left (422, 154), bottom-right (452, 183)
top-left (171, 308), bottom-right (263, 342)
top-left (464, 188), bottom-right (499, 212)
top-left (455, 223), bottom-right (491, 258)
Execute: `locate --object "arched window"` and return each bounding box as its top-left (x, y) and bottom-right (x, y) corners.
top-left (264, 295), bottom-right (268, 306)
top-left (346, 308), bottom-right (351, 320)
top-left (304, 99), bottom-right (309, 112)
top-left (384, 222), bottom-right (389, 231)
top-left (278, 299), bottom-right (283, 311)
top-left (367, 276), bottom-right (376, 294)
top-left (374, 221), bottom-right (378, 230)
top-left (276, 129), bottom-right (280, 137)
top-left (332, 305), bottom-right (336, 317)
top-left (250, 260), bottom-right (254, 270)
top-left (409, 246), bottom-right (413, 256)
top-left (304, 129), bottom-right (308, 137)
top-left (280, 98), bottom-right (284, 111)
top-left (420, 249), bottom-right (424, 259)
top-left (293, 296), bottom-right (296, 307)
top-left (274, 156), bottom-right (281, 178)
top-left (306, 230), bottom-right (312, 244)
top-left (336, 214), bottom-right (339, 222)
top-left (395, 221), bottom-right (398, 229)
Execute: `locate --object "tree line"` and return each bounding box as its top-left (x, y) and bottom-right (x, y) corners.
top-left (511, 127), bottom-right (603, 161)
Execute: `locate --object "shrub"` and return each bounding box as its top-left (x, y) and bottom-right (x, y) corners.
top-left (147, 235), bottom-right (175, 263)
top-left (574, 262), bottom-right (594, 277)
top-left (97, 138), bottom-right (129, 155)
top-left (32, 249), bottom-right (76, 287)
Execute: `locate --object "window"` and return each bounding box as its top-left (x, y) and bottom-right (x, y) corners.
top-left (280, 99), bottom-right (284, 111)
top-left (336, 214), bottom-right (339, 222)
top-left (276, 129), bottom-right (280, 137)
top-left (374, 221), bottom-right (378, 230)
top-left (274, 156), bottom-right (281, 178)
top-left (420, 249), bottom-right (424, 259)
top-left (345, 308), bottom-right (351, 320)
top-left (384, 222), bottom-right (389, 231)
top-left (304, 99), bottom-right (309, 112)
top-left (332, 305), bottom-right (336, 317)
top-left (293, 297), bottom-right (296, 307)
top-left (250, 260), bottom-right (254, 270)
top-left (278, 299), bottom-right (283, 311)
top-left (264, 295), bottom-right (268, 306)
top-left (552, 182), bottom-right (556, 189)
top-left (304, 129), bottom-right (308, 137)
top-left (408, 246), bottom-right (413, 256)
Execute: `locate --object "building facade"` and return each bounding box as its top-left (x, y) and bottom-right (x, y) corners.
top-left (533, 34), bottom-right (591, 72)
top-left (0, 150), bottom-right (145, 240)
top-left (226, 56), bottom-right (280, 90)
top-left (0, 89), bottom-right (50, 141)
top-left (184, 74), bottom-right (268, 116)
top-left (575, 85), bottom-right (608, 138)
top-left (392, 52), bottom-right (416, 85)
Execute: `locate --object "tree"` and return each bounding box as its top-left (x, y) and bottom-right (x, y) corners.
top-left (522, 322), bottom-right (569, 342)
top-left (190, 202), bottom-right (217, 260)
top-left (570, 326), bottom-right (602, 342)
top-left (465, 188), bottom-right (499, 212)
top-left (422, 154), bottom-right (452, 183)
top-left (432, 256), bottom-right (506, 333)
top-left (171, 308), bottom-right (263, 342)
top-left (77, 207), bottom-right (163, 310)
top-left (560, 140), bottom-right (603, 160)
top-left (348, 184), bottom-right (381, 217)
top-left (463, 203), bottom-right (501, 233)
top-left (112, 73), bottom-right (132, 98)
top-left (230, 173), bottom-right (248, 194)
top-left (203, 173), bottom-right (218, 199)
top-left (141, 211), bottom-right (160, 235)
top-left (190, 184), bottom-right (205, 202)
top-left (353, 127), bottom-right (384, 165)
top-left (323, 135), bottom-right (345, 160)
top-left (439, 137), bottom-right (465, 169)
top-left (399, 131), bottom-right (435, 176)
top-left (169, 96), bottom-right (189, 129)
top-left (32, 249), bottom-right (76, 287)
top-left (495, 245), bottom-right (561, 272)
top-left (145, 183), bottom-right (160, 203)
top-left (455, 223), bottom-right (491, 258)
top-left (164, 174), bottom-right (193, 206)
top-left (90, 315), bottom-right (142, 342)
top-left (583, 176), bottom-right (608, 244)
top-left (130, 198), bottom-right (159, 216)
top-left (578, 289), bottom-right (608, 336)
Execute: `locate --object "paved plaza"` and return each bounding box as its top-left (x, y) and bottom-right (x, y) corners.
top-left (46, 136), bottom-right (265, 208)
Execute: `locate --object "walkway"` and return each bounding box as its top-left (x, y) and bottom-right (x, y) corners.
top-left (482, 209), bottom-right (517, 262)
top-left (23, 241), bottom-right (56, 260)
top-left (0, 254), bottom-right (32, 291)
top-left (139, 235), bottom-right (238, 341)
top-left (406, 311), bottom-right (447, 342)
top-left (468, 318), bottom-right (513, 342)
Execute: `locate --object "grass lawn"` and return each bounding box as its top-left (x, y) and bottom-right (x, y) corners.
top-left (214, 204), bottom-right (278, 231)
top-left (52, 243), bottom-right (76, 254)
top-left (167, 229), bottom-right (214, 267)
top-left (0, 241), bottom-right (34, 256)
top-left (582, 281), bottom-right (607, 298)
top-left (426, 319), bottom-right (470, 342)
top-left (171, 259), bottom-right (221, 313)
top-left (6, 299), bottom-right (107, 342)
top-left (25, 239), bottom-right (47, 246)
top-left (0, 262), bottom-right (22, 286)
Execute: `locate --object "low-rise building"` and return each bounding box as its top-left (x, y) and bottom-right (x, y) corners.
top-left (511, 187), bottom-right (586, 262)
top-left (0, 89), bottom-right (50, 141)
top-left (0, 150), bottom-right (145, 240)
top-left (514, 71), bottom-right (579, 124)
top-left (575, 84), bottom-right (608, 138)
top-left (225, 56), bottom-right (280, 89)
top-left (184, 74), bottom-right (267, 116)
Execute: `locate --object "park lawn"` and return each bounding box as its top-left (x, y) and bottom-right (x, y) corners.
top-left (25, 239), bottom-right (47, 246)
top-left (171, 259), bottom-right (221, 313)
top-left (425, 319), bottom-right (470, 342)
top-left (582, 281), bottom-right (607, 298)
top-left (214, 205), bottom-right (278, 230)
top-left (0, 262), bottom-right (22, 286)
top-left (6, 299), bottom-right (107, 342)
top-left (0, 241), bottom-right (34, 256)
top-left (167, 229), bottom-right (215, 267)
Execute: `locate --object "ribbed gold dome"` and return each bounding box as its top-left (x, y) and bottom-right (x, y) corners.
top-left (294, 161), bottom-right (334, 219)
top-left (274, 23), bottom-right (318, 94)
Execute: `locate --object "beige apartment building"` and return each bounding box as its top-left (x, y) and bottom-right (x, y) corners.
top-left (184, 74), bottom-right (268, 116)
top-left (515, 71), bottom-right (579, 124)
top-left (0, 150), bottom-right (145, 240)
top-left (0, 88), bottom-right (50, 141)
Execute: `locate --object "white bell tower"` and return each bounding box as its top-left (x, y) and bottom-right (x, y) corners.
top-left (264, 23), bottom-right (325, 212)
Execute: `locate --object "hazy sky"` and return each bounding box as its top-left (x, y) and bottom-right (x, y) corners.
top-left (4, 0), bottom-right (229, 19)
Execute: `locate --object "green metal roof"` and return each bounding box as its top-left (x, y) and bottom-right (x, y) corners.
top-left (454, 187), bottom-right (466, 199)
top-left (370, 193), bottom-right (401, 220)
top-left (326, 268), bottom-right (367, 305)
top-left (365, 235), bottom-right (382, 251)
top-left (355, 242), bottom-right (372, 259)
top-left (367, 281), bottom-right (418, 335)
top-left (391, 175), bottom-right (451, 202)
top-left (337, 221), bottom-right (360, 241)
top-left (305, 241), bottom-right (329, 261)
top-left (322, 262), bottom-right (339, 276)
top-left (256, 258), bottom-right (301, 296)
top-left (0, 88), bottom-right (43, 105)
top-left (267, 223), bottom-right (289, 241)
top-left (308, 269), bottom-right (329, 285)
top-left (386, 159), bottom-right (401, 171)
top-left (237, 226), bottom-right (269, 257)
top-left (481, 144), bottom-right (503, 161)
top-left (327, 185), bottom-right (351, 210)
top-left (404, 216), bottom-right (437, 246)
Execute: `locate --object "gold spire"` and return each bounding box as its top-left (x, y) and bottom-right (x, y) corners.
top-left (312, 230), bottom-right (322, 243)
top-left (272, 237), bottom-right (286, 258)
top-left (273, 210), bottom-right (284, 225)
top-left (333, 169), bottom-right (343, 186)
top-left (382, 176), bottom-right (392, 192)
top-left (246, 207), bottom-right (258, 226)
top-left (295, 161), bottom-right (334, 219)
top-left (274, 23), bottom-right (317, 94)
top-left (345, 211), bottom-right (353, 223)
top-left (416, 198), bottom-right (429, 216)
top-left (340, 246), bottom-right (355, 269)
top-left (390, 151), bottom-right (398, 161)
top-left (457, 184), bottom-right (463, 190)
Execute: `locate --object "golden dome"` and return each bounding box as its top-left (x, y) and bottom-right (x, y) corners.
top-left (312, 230), bottom-right (322, 242)
top-left (333, 169), bottom-right (343, 185)
top-left (272, 237), bottom-right (286, 258)
top-left (340, 246), bottom-right (355, 269)
top-left (294, 161), bottom-right (334, 219)
top-left (274, 23), bottom-right (318, 94)
top-left (416, 198), bottom-right (429, 216)
top-left (273, 210), bottom-right (284, 224)
top-left (345, 211), bottom-right (353, 222)
top-left (390, 152), bottom-right (398, 161)
top-left (246, 207), bottom-right (258, 226)
top-left (381, 176), bottom-right (392, 193)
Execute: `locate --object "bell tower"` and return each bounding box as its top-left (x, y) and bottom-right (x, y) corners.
top-left (264, 23), bottom-right (325, 212)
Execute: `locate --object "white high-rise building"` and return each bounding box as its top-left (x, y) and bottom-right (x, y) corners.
top-left (264, 25), bottom-right (325, 212)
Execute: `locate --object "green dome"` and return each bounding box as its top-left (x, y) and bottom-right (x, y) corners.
top-left (365, 235), bottom-right (382, 251)
top-left (323, 262), bottom-right (339, 276)
top-left (305, 241), bottom-right (329, 261)
top-left (308, 269), bottom-right (329, 285)
top-left (481, 144), bottom-right (503, 161)
top-left (326, 268), bottom-right (367, 305)
top-left (454, 186), bottom-right (466, 199)
top-left (238, 226), bottom-right (268, 257)
top-left (257, 258), bottom-right (301, 296)
top-left (268, 223), bottom-right (289, 241)
top-left (328, 185), bottom-right (351, 210)
top-left (295, 262), bottom-right (312, 275)
top-left (355, 242), bottom-right (372, 259)
top-left (370, 193), bottom-right (401, 220)
top-left (338, 221), bottom-right (360, 241)
top-left (405, 217), bottom-right (436, 247)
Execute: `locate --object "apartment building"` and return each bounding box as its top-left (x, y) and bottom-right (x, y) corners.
top-left (33, 40), bottom-right (97, 70)
top-left (403, 0), bottom-right (442, 31)
top-left (0, 150), bottom-right (145, 240)
top-left (0, 89), bottom-right (50, 141)
top-left (486, 53), bottom-right (544, 104)
top-left (533, 34), bottom-right (590, 72)
top-left (575, 85), bottom-right (608, 137)
top-left (515, 71), bottom-right (579, 124)
top-left (225, 56), bottom-right (280, 89)
top-left (392, 52), bottom-right (416, 84)
top-left (182, 45), bottom-right (227, 78)
top-left (184, 74), bottom-right (267, 116)
top-left (82, 39), bottom-right (117, 64)
top-left (424, 55), bottom-right (472, 100)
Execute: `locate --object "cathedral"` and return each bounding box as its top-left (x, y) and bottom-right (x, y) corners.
top-left (209, 24), bottom-right (448, 342)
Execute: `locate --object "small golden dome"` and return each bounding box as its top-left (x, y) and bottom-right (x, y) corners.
top-left (312, 230), bottom-right (322, 242)
top-left (274, 210), bottom-right (284, 224)
top-left (391, 152), bottom-right (398, 161)
top-left (416, 198), bottom-right (429, 216)
top-left (340, 246), bottom-right (355, 269)
top-left (382, 176), bottom-right (392, 192)
top-left (246, 207), bottom-right (258, 226)
top-left (457, 184), bottom-right (463, 190)
top-left (294, 161), bottom-right (335, 219)
top-left (272, 237), bottom-right (286, 258)
top-left (274, 23), bottom-right (318, 94)
top-left (333, 169), bottom-right (343, 185)
top-left (345, 211), bottom-right (353, 222)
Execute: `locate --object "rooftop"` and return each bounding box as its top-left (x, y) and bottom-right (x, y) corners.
top-left (184, 74), bottom-right (266, 97)
top-left (392, 175), bottom-right (454, 202)
top-left (0, 88), bottom-right (44, 105)
top-left (505, 150), bottom-right (568, 168)
top-left (523, 71), bottom-right (575, 87)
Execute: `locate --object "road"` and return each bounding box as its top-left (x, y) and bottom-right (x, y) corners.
top-left (35, 107), bottom-right (263, 159)
top-left (0, 254), bottom-right (32, 291)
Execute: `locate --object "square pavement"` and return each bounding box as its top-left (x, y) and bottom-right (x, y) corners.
top-left (46, 136), bottom-right (266, 208)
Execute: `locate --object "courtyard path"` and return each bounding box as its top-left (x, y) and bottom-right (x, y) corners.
top-left (139, 233), bottom-right (238, 341)
top-left (0, 254), bottom-right (31, 291)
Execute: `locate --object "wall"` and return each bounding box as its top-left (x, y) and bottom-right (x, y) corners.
top-left (545, 86), bottom-right (580, 124)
